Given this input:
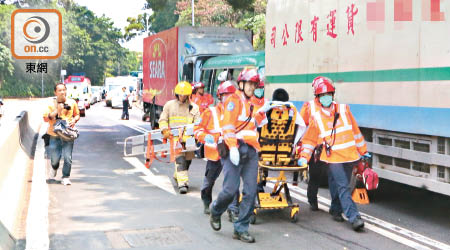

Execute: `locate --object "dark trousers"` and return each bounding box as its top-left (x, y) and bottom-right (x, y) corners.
top-left (121, 100), bottom-right (129, 119)
top-left (201, 160), bottom-right (239, 212)
top-left (328, 161), bottom-right (361, 223)
top-left (211, 144), bottom-right (258, 233)
top-left (307, 158), bottom-right (327, 205)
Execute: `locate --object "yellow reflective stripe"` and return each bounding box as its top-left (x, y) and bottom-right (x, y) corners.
top-left (303, 148), bottom-right (313, 154)
top-left (224, 133), bottom-right (236, 139)
top-left (339, 104), bottom-right (349, 126)
top-left (331, 140), bottom-right (355, 150)
top-left (222, 125), bottom-right (236, 130)
top-left (159, 121), bottom-right (168, 129)
top-left (209, 107), bottom-right (222, 132)
top-left (356, 141), bottom-right (366, 147)
top-left (236, 130), bottom-right (257, 139)
top-left (320, 125), bottom-right (353, 138)
top-left (169, 116), bottom-right (188, 123)
top-left (354, 133), bottom-right (363, 140)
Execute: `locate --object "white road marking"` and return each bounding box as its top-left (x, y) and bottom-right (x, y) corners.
top-left (267, 183), bottom-right (449, 250)
top-left (123, 157), bottom-right (176, 195)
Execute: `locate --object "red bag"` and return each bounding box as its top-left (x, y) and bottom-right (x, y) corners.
top-left (362, 168), bottom-right (379, 190)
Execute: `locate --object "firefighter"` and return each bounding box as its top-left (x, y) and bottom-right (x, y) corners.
top-left (298, 77), bottom-right (369, 231)
top-left (209, 68), bottom-right (265, 243)
top-left (194, 81), bottom-right (237, 215)
top-left (299, 76), bottom-right (330, 211)
top-left (159, 81), bottom-right (200, 194)
top-left (191, 82), bottom-right (214, 113)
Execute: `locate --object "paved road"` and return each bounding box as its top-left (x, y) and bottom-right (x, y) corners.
top-left (25, 101), bottom-right (450, 249)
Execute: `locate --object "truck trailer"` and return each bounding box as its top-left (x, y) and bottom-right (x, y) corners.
top-left (141, 26), bottom-right (253, 127)
top-left (265, 0), bottom-right (450, 196)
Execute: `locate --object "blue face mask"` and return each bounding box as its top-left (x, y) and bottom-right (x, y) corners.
top-left (254, 88), bottom-right (264, 98)
top-left (319, 95), bottom-right (333, 107)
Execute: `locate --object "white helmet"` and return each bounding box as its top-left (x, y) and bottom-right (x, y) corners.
top-left (218, 71), bottom-right (228, 82)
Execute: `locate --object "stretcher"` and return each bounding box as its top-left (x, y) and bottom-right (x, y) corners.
top-left (123, 124), bottom-right (198, 168)
top-left (250, 102), bottom-right (308, 224)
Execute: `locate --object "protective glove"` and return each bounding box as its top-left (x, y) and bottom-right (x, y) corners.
top-left (257, 102), bottom-right (272, 114)
top-left (229, 147), bottom-right (240, 166)
top-left (204, 134), bottom-right (215, 144)
top-left (162, 128), bottom-right (170, 139)
top-left (363, 152), bottom-right (371, 159)
top-left (297, 158), bottom-right (308, 168)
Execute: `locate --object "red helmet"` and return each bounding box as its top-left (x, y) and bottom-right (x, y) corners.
top-left (217, 80), bottom-right (237, 97)
top-left (238, 68), bottom-right (260, 83)
top-left (257, 80), bottom-right (264, 88)
top-left (313, 76), bottom-right (335, 95)
top-left (193, 82), bottom-right (205, 89)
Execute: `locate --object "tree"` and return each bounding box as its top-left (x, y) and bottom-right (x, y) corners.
top-left (0, 44), bottom-right (13, 89)
top-left (124, 0), bottom-right (178, 38)
top-left (176, 0), bottom-right (267, 49)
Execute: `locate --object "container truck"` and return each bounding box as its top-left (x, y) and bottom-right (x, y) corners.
top-left (265, 0), bottom-right (450, 195)
top-left (141, 26), bottom-right (253, 127)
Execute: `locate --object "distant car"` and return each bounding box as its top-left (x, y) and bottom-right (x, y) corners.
top-left (91, 86), bottom-right (102, 104)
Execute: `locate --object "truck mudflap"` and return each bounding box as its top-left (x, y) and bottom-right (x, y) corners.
top-left (123, 124), bottom-right (198, 168)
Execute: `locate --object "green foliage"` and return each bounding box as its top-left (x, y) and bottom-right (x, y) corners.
top-left (0, 0), bottom-right (141, 97)
top-left (225, 0), bottom-right (255, 11)
top-left (125, 0), bottom-right (178, 37)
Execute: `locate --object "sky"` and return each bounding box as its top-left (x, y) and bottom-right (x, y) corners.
top-left (73, 0), bottom-right (151, 52)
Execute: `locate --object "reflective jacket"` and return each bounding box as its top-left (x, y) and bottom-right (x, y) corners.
top-left (222, 90), bottom-right (265, 151)
top-left (159, 99), bottom-right (200, 129)
top-left (191, 93), bottom-right (214, 113)
top-left (250, 96), bottom-right (267, 110)
top-left (194, 105), bottom-right (223, 161)
top-left (299, 98), bottom-right (321, 126)
top-left (300, 102), bottom-right (367, 163)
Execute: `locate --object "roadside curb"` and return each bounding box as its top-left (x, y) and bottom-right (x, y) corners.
top-left (25, 124), bottom-right (49, 250)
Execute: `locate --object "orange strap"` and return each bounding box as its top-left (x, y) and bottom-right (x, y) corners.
top-left (145, 133), bottom-right (154, 169)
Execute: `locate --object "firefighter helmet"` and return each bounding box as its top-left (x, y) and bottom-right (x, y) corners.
top-left (193, 82), bottom-right (205, 89)
top-left (313, 76), bottom-right (335, 95)
top-left (174, 81), bottom-right (193, 96)
top-left (217, 80), bottom-right (237, 97)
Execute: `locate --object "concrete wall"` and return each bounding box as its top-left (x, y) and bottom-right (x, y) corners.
top-left (0, 111), bottom-right (38, 250)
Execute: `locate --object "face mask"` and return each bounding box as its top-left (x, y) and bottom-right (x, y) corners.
top-left (319, 95), bottom-right (333, 107)
top-left (254, 88), bottom-right (264, 98)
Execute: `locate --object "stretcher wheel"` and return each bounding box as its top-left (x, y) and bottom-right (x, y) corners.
top-left (291, 211), bottom-right (298, 223)
top-left (249, 213), bottom-right (256, 224)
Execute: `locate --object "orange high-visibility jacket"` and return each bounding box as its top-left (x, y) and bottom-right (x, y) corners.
top-left (191, 93), bottom-right (214, 113)
top-left (194, 105), bottom-right (223, 161)
top-left (299, 98), bottom-right (321, 127)
top-left (222, 90), bottom-right (265, 151)
top-left (301, 102), bottom-right (367, 163)
top-left (250, 96), bottom-right (267, 110)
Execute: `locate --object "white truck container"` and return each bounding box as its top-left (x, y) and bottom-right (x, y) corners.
top-left (265, 0), bottom-right (450, 195)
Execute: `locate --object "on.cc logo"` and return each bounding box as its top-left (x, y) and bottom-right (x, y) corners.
top-left (23, 16), bottom-right (50, 44)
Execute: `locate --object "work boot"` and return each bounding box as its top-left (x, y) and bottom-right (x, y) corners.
top-left (331, 213), bottom-right (344, 222)
top-left (203, 202), bottom-right (211, 215)
top-left (309, 201), bottom-right (319, 211)
top-left (179, 186), bottom-right (188, 194)
top-left (227, 210), bottom-right (239, 222)
top-left (352, 216), bottom-right (365, 231)
top-left (233, 231), bottom-right (255, 243)
top-left (210, 214), bottom-right (221, 231)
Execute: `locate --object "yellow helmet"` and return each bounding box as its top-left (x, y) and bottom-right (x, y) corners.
top-left (174, 81), bottom-right (192, 96)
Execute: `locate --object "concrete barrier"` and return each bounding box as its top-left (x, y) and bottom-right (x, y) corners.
top-left (0, 111), bottom-right (38, 250)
